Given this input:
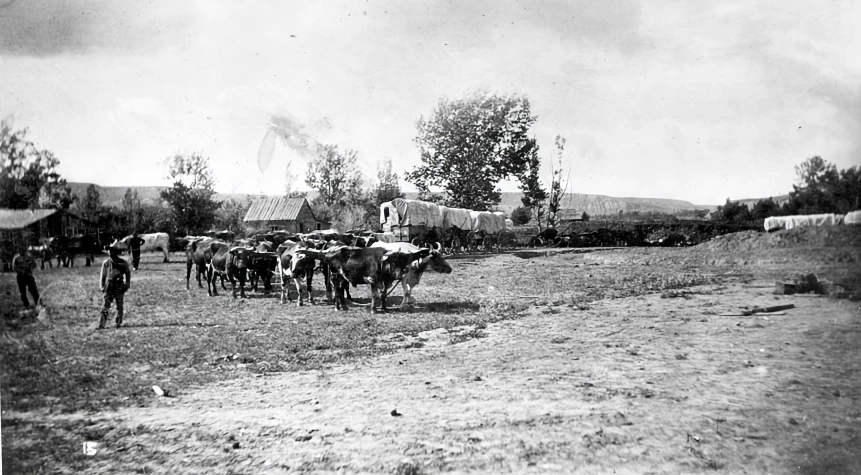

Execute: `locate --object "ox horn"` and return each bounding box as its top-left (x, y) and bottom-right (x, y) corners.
top-left (433, 242), bottom-right (441, 252)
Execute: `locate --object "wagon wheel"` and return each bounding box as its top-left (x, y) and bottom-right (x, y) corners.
top-left (411, 237), bottom-right (423, 248)
top-left (449, 236), bottom-right (461, 255)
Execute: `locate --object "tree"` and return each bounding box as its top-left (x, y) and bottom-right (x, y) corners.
top-left (0, 119), bottom-right (73, 209)
top-left (715, 198), bottom-right (751, 223)
top-left (518, 146), bottom-right (548, 229)
top-left (284, 160), bottom-right (307, 199)
top-left (751, 198), bottom-right (781, 220)
top-left (581, 211), bottom-right (590, 222)
top-left (159, 153), bottom-right (222, 235)
top-left (406, 91), bottom-right (539, 210)
top-left (80, 184), bottom-right (102, 221)
top-left (122, 188), bottom-right (143, 232)
top-left (215, 198), bottom-right (250, 236)
top-left (372, 159), bottom-right (405, 205)
top-left (546, 136), bottom-right (571, 228)
top-left (510, 206), bottom-right (532, 226)
top-left (305, 144), bottom-right (363, 208)
top-left (783, 156), bottom-right (860, 215)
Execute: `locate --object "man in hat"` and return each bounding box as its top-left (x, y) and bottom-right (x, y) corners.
top-left (128, 232), bottom-right (146, 271)
top-left (98, 240), bottom-right (131, 329)
top-left (12, 245), bottom-right (40, 308)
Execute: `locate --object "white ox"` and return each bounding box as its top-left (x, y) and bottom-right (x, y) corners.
top-left (370, 241), bottom-right (452, 306)
top-left (121, 232), bottom-right (170, 262)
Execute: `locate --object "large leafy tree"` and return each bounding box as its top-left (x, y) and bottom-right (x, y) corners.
top-left (159, 153), bottom-right (221, 235)
top-left (406, 91), bottom-right (539, 210)
top-left (1, 119), bottom-right (74, 209)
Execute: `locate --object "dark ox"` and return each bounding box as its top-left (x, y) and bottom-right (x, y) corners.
top-left (528, 228), bottom-right (559, 247)
top-left (323, 246), bottom-right (430, 313)
top-left (370, 242), bottom-right (452, 307)
top-left (248, 241), bottom-right (278, 293)
top-left (52, 234), bottom-right (100, 267)
top-left (206, 242), bottom-right (254, 298)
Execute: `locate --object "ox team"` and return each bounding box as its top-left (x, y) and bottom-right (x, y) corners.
top-left (180, 230), bottom-right (452, 314)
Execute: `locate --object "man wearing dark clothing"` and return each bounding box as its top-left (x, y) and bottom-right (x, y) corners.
top-left (128, 233), bottom-right (145, 271)
top-left (99, 241), bottom-right (131, 329)
top-left (12, 247), bottom-right (40, 308)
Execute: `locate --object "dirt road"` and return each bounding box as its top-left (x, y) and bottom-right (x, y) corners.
top-left (7, 281), bottom-right (858, 474)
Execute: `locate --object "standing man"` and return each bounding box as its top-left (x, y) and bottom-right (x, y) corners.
top-left (128, 233), bottom-right (146, 271)
top-left (99, 240), bottom-right (131, 329)
top-left (12, 245), bottom-right (40, 308)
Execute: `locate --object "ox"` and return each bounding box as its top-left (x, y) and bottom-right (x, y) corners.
top-left (28, 237), bottom-right (56, 269)
top-left (324, 246), bottom-right (431, 313)
top-left (206, 242), bottom-right (254, 298)
top-left (52, 234), bottom-right (99, 267)
top-left (121, 232), bottom-right (170, 263)
top-left (370, 242), bottom-right (452, 306)
top-left (248, 241), bottom-right (278, 293)
top-left (277, 241), bottom-right (325, 306)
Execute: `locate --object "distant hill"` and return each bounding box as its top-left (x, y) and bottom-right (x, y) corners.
top-left (68, 182), bottom-right (721, 216)
top-left (732, 194), bottom-right (791, 209)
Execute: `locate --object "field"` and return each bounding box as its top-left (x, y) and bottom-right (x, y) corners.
top-left (2, 227), bottom-right (861, 474)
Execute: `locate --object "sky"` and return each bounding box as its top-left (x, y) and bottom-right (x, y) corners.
top-left (1, 0), bottom-right (859, 205)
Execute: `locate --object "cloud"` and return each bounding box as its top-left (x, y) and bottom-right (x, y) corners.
top-left (0, 0), bottom-right (194, 56)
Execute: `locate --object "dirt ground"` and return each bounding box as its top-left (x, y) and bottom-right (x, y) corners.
top-left (2, 228), bottom-right (860, 474)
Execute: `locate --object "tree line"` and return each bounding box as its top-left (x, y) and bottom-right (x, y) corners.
top-left (712, 156), bottom-right (860, 224)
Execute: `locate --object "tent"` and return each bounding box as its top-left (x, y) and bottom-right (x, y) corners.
top-left (380, 198), bottom-right (443, 228)
top-left (441, 206), bottom-right (473, 231)
top-left (470, 211), bottom-right (506, 234)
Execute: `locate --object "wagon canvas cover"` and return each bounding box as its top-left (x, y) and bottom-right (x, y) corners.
top-left (440, 206), bottom-right (473, 231)
top-left (470, 211), bottom-right (505, 234)
top-left (844, 210), bottom-right (861, 225)
top-left (381, 198), bottom-right (444, 228)
top-left (764, 213), bottom-right (840, 232)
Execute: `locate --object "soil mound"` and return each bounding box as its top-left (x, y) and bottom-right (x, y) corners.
top-left (702, 225), bottom-right (861, 253)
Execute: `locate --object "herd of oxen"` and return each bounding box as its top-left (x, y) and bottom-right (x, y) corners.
top-left (180, 229), bottom-right (452, 313)
top-left (26, 229), bottom-right (453, 313)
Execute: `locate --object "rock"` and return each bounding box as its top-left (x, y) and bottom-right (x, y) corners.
top-left (295, 435), bottom-right (313, 442)
top-left (152, 385), bottom-right (164, 397)
top-left (473, 375), bottom-right (483, 382)
top-left (232, 442), bottom-right (240, 449)
top-left (834, 389), bottom-right (842, 397)
top-left (467, 432), bottom-right (484, 442)
top-left (391, 409), bottom-right (402, 417)
top-left (789, 418), bottom-right (799, 425)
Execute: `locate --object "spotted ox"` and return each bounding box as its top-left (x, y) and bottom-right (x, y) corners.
top-left (323, 246), bottom-right (431, 313)
top-left (277, 242), bottom-right (326, 306)
top-left (370, 242), bottom-right (452, 306)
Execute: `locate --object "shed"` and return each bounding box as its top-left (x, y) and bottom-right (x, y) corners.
top-left (557, 208), bottom-right (586, 222)
top-left (1, 208), bottom-right (95, 270)
top-left (243, 197), bottom-right (329, 233)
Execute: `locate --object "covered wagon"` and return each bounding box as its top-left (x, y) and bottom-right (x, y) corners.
top-left (380, 198), bottom-right (445, 247)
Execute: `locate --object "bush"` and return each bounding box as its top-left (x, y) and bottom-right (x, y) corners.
top-left (510, 206), bottom-right (532, 226)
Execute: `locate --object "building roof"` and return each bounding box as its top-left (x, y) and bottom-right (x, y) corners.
top-left (0, 208), bottom-right (58, 230)
top-left (243, 197), bottom-right (309, 222)
top-left (557, 208), bottom-right (585, 221)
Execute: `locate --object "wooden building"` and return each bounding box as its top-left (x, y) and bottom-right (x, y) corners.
top-left (0, 208), bottom-right (97, 270)
top-left (243, 197), bottom-right (330, 233)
